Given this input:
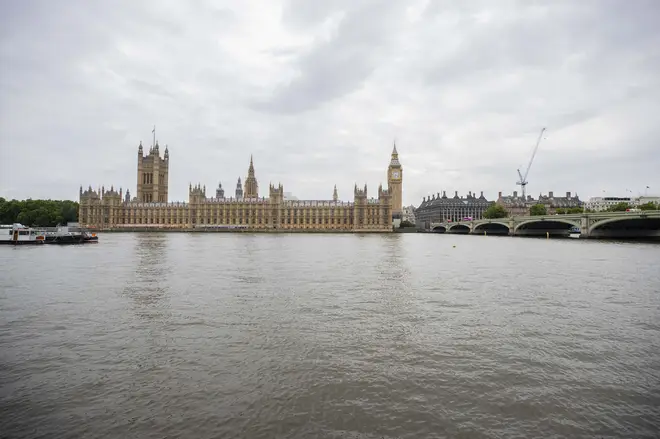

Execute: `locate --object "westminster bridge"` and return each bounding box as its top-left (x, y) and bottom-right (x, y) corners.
top-left (427, 210), bottom-right (660, 239)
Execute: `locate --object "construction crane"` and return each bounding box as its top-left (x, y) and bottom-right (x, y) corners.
top-left (516, 127), bottom-right (546, 200)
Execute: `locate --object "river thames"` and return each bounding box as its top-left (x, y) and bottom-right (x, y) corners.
top-left (1, 233), bottom-right (659, 438)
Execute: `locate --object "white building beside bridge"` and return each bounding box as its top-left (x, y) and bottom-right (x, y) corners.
top-left (585, 195), bottom-right (660, 212)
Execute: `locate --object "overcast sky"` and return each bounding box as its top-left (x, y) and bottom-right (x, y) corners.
top-left (1, 0), bottom-right (659, 205)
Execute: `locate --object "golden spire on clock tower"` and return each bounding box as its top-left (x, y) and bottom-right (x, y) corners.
top-left (390, 142), bottom-right (400, 166)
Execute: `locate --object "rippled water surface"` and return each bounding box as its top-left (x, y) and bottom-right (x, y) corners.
top-left (1, 233), bottom-right (660, 438)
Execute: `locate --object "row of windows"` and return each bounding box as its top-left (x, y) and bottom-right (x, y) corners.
top-left (7, 230), bottom-right (31, 235)
top-left (417, 208), bottom-right (488, 219)
top-left (82, 216), bottom-right (391, 226)
top-left (87, 209), bottom-right (383, 218)
top-left (82, 212), bottom-right (390, 226)
top-left (141, 172), bottom-right (166, 185)
top-left (138, 193), bottom-right (167, 203)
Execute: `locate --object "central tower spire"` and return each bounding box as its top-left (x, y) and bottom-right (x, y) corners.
top-left (244, 155), bottom-right (259, 198)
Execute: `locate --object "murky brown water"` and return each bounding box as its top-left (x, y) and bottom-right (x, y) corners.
top-left (1, 233), bottom-right (659, 438)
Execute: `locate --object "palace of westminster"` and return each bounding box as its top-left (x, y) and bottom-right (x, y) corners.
top-left (78, 139), bottom-right (403, 232)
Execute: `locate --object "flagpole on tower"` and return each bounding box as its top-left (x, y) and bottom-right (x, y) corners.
top-left (152, 125), bottom-right (156, 148)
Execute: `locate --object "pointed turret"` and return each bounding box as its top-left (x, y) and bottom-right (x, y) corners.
top-left (235, 177), bottom-right (244, 199)
top-left (138, 141), bottom-right (143, 155)
top-left (164, 144), bottom-right (169, 160)
top-left (333, 185), bottom-right (338, 201)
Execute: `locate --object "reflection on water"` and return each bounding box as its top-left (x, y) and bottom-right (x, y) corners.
top-left (1, 233), bottom-right (659, 438)
top-left (122, 233), bottom-right (171, 321)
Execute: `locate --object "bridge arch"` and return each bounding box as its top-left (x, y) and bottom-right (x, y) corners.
top-left (447, 223), bottom-right (471, 234)
top-left (431, 225), bottom-right (446, 233)
top-left (588, 215), bottom-right (660, 237)
top-left (515, 217), bottom-right (580, 231)
top-left (473, 221), bottom-right (510, 235)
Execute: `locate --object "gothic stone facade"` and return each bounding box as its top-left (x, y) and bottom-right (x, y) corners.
top-left (137, 140), bottom-right (169, 203)
top-left (79, 142), bottom-right (400, 232)
top-left (388, 143), bottom-right (403, 220)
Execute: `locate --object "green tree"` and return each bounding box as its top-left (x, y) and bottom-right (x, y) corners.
top-left (399, 220), bottom-right (416, 228)
top-left (607, 202), bottom-right (631, 212)
top-left (0, 198), bottom-right (79, 226)
top-left (530, 204), bottom-right (547, 216)
top-left (483, 204), bottom-right (508, 219)
top-left (555, 207), bottom-right (583, 214)
top-left (639, 202), bottom-right (659, 211)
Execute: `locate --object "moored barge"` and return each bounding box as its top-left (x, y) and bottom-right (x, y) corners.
top-left (42, 224), bottom-right (99, 244)
top-left (1, 223), bottom-right (99, 245)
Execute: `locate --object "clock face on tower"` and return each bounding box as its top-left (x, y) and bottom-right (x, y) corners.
top-left (392, 171), bottom-right (400, 179)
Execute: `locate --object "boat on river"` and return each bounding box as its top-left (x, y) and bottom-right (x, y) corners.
top-left (42, 224), bottom-right (98, 244)
top-left (569, 226), bottom-right (581, 238)
top-left (0, 224), bottom-right (46, 245)
top-left (1, 223), bottom-right (98, 245)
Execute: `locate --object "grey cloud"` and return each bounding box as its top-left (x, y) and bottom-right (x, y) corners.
top-left (253, 1), bottom-right (409, 113)
top-left (1, 0), bottom-right (658, 205)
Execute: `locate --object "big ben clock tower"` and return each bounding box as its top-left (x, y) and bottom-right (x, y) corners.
top-left (387, 142), bottom-right (403, 223)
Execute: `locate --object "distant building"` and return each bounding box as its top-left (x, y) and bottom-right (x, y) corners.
top-left (283, 192), bottom-right (299, 201)
top-left (79, 139), bottom-right (398, 232)
top-left (584, 196), bottom-right (631, 212)
top-left (497, 191), bottom-right (582, 215)
top-left (415, 191), bottom-right (491, 229)
top-left (537, 191), bottom-right (583, 213)
top-left (402, 205), bottom-right (416, 224)
top-left (637, 196), bottom-right (660, 206)
top-left (496, 191), bottom-right (531, 216)
top-left (585, 195), bottom-right (660, 211)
